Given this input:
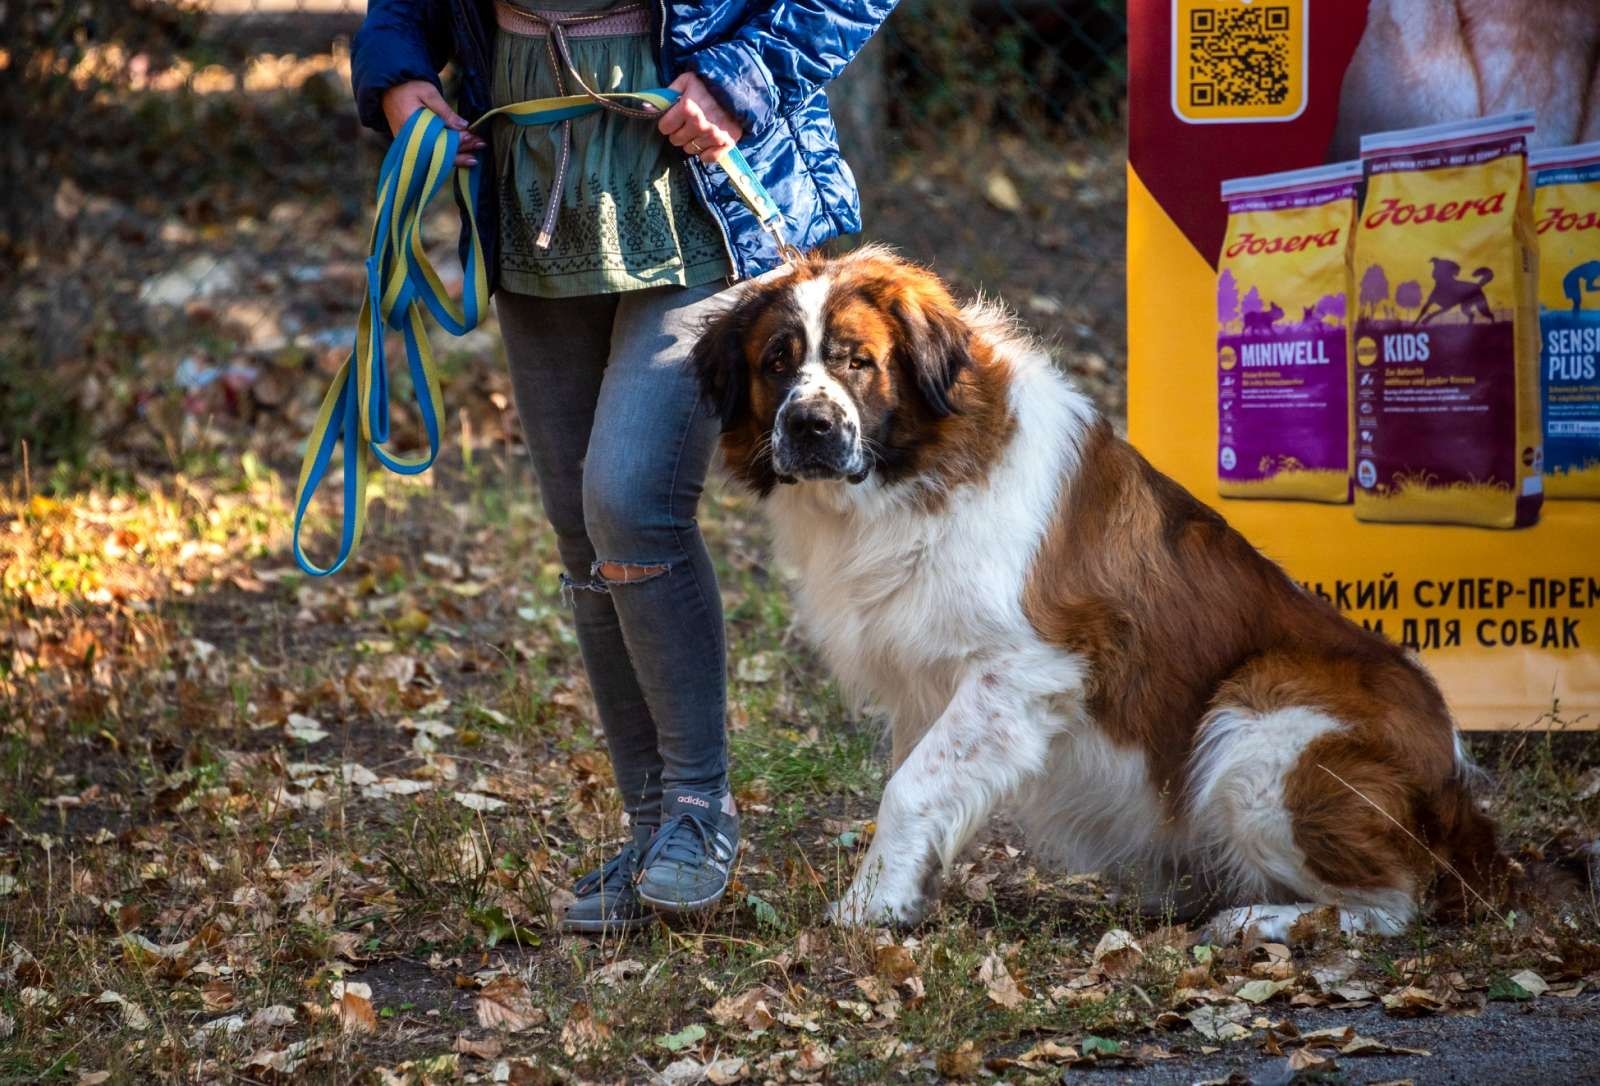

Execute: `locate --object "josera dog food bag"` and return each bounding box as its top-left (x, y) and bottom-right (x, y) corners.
top-left (1128, 1), bottom-right (1597, 729)
top-left (1216, 163), bottom-right (1359, 502)
top-left (1530, 141), bottom-right (1600, 499)
top-left (1350, 113), bottom-right (1543, 529)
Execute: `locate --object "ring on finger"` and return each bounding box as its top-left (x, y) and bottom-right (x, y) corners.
top-left (685, 138), bottom-right (703, 155)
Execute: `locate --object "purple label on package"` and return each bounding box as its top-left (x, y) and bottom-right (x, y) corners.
top-left (1217, 327), bottom-right (1349, 482)
top-left (1351, 321), bottom-right (1522, 499)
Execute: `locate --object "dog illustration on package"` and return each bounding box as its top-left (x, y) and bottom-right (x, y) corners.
top-left (1352, 112), bottom-right (1543, 529)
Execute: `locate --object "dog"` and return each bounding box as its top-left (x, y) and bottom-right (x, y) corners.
top-left (1417, 258), bottom-right (1494, 324)
top-left (692, 247), bottom-right (1509, 939)
top-left (1240, 302), bottom-right (1284, 336)
top-left (1331, 0), bottom-right (1600, 161)
top-left (1565, 259), bottom-right (1600, 315)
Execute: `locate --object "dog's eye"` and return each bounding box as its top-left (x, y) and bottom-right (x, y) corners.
top-left (848, 353), bottom-right (875, 371)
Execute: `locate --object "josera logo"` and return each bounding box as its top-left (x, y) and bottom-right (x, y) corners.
top-left (1223, 229), bottom-right (1340, 258)
top-left (1536, 206), bottom-right (1600, 234)
top-left (1363, 193), bottom-right (1507, 229)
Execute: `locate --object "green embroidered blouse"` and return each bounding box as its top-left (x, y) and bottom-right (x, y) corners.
top-left (491, 1), bottom-right (732, 297)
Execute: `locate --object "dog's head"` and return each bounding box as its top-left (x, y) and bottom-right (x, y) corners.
top-left (691, 246), bottom-right (974, 494)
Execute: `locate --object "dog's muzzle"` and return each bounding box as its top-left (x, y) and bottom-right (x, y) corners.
top-left (773, 399), bottom-right (868, 483)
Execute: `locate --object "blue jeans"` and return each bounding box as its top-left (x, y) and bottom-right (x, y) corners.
top-left (497, 282), bottom-right (729, 836)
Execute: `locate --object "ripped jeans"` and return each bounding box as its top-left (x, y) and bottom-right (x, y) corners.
top-left (497, 282), bottom-right (729, 836)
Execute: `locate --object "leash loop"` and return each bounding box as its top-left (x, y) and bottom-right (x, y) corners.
top-left (291, 89), bottom-right (787, 576)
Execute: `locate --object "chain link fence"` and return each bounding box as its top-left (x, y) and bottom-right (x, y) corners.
top-left (3, 0), bottom-right (1128, 474)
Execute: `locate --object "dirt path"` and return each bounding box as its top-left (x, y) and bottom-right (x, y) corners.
top-left (1112, 995), bottom-right (1600, 1085)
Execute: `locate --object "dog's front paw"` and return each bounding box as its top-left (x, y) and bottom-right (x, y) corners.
top-left (826, 882), bottom-right (927, 929)
top-left (1203, 904), bottom-right (1326, 945)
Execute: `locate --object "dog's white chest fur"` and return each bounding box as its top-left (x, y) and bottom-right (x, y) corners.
top-left (765, 348), bottom-right (1093, 742)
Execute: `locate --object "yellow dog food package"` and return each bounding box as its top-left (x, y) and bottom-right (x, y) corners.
top-left (1351, 112), bottom-right (1543, 529)
top-left (1217, 162), bottom-right (1360, 502)
top-left (1530, 141), bottom-right (1600, 499)
top-left (1128, 4), bottom-right (1598, 731)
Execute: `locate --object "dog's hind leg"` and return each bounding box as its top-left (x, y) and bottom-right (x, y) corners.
top-left (1187, 700), bottom-right (1431, 944)
top-left (828, 667), bottom-right (1063, 927)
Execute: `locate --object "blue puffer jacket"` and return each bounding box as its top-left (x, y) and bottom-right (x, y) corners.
top-left (351, 0), bottom-right (895, 283)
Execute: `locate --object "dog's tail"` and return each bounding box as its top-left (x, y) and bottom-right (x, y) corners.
top-left (1472, 266), bottom-right (1494, 286)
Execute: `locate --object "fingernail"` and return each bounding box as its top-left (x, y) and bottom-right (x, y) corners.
top-left (450, 118), bottom-right (467, 129)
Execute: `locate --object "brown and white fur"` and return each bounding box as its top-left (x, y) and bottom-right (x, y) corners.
top-left (693, 247), bottom-right (1509, 939)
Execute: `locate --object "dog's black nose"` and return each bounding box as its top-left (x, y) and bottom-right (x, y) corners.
top-left (785, 402), bottom-right (839, 438)
top-left (793, 411), bottom-right (834, 436)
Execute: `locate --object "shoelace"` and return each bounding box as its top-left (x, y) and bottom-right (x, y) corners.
top-left (573, 844), bottom-right (636, 898)
top-left (639, 812), bottom-right (715, 870)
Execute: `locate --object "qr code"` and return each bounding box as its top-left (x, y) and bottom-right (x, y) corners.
top-left (1187, 5), bottom-right (1293, 109)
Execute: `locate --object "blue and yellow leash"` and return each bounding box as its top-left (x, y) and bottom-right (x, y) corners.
top-left (291, 90), bottom-right (785, 576)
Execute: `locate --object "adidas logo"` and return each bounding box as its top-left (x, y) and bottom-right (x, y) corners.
top-left (677, 794), bottom-right (711, 809)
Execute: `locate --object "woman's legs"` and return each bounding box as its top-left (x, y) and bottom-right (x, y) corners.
top-left (496, 289), bottom-right (669, 841)
top-left (581, 282), bottom-right (729, 801)
top-left (496, 281), bottom-right (731, 831)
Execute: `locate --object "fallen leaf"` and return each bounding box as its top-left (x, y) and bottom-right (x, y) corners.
top-left (657, 1057), bottom-right (705, 1086)
top-left (592, 959), bottom-right (645, 987)
top-left (983, 171), bottom-right (1024, 214)
top-left (331, 980), bottom-right (376, 1033)
top-left (978, 952), bottom-right (1026, 1009)
top-left (1081, 1035), bottom-right (1120, 1058)
top-left (705, 1056), bottom-right (749, 1084)
top-left (1092, 928), bottom-right (1144, 977)
top-left (285, 713), bottom-right (328, 744)
top-left (1287, 1047), bottom-right (1333, 1072)
top-left (201, 979), bottom-right (236, 1012)
top-left (1237, 978), bottom-right (1290, 1004)
top-left (735, 652), bottom-right (779, 683)
top-left (710, 986), bottom-right (776, 1033)
top-left (797, 1042), bottom-right (833, 1071)
top-left (245, 1038), bottom-right (325, 1075)
top-left (475, 974), bottom-right (546, 1033)
top-left (452, 791), bottom-right (506, 812)
top-left (936, 1039), bottom-right (984, 1079)
top-left (1340, 1035), bottom-right (1431, 1058)
top-left (560, 1002), bottom-right (611, 1057)
top-left (452, 1033), bottom-right (504, 1059)
top-left (656, 1023), bottom-right (706, 1053)
top-left (1508, 969), bottom-right (1549, 997)
top-left (875, 944), bottom-right (919, 984)
top-left (362, 778), bottom-right (434, 799)
top-left (1186, 1003), bottom-right (1251, 1041)
top-left (94, 990), bottom-right (150, 1031)
top-left (249, 1005), bottom-right (296, 1029)
top-left (987, 1040), bottom-right (1080, 1071)
top-left (777, 1010), bottom-right (821, 1033)
top-left (1381, 985), bottom-right (1444, 1017)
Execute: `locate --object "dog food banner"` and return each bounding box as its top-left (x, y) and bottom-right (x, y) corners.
top-left (1128, 0), bottom-right (1600, 728)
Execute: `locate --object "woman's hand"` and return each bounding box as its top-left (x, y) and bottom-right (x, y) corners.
top-left (380, 80), bottom-right (487, 168)
top-left (657, 72), bottom-right (744, 165)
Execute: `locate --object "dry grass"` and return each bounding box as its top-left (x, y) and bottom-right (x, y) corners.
top-left (3, 440), bottom-right (1598, 1083)
top-left (1218, 468), bottom-right (1352, 504)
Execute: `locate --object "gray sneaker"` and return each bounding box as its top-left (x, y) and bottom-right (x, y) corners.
top-left (559, 834), bottom-right (656, 935)
top-left (635, 788), bottom-right (739, 913)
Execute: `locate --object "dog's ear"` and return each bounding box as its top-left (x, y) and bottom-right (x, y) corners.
top-left (889, 287), bottom-right (972, 418)
top-left (691, 295), bottom-right (755, 432)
